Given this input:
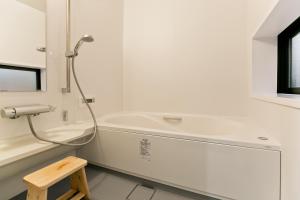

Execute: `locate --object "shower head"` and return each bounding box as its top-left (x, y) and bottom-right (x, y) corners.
top-left (81, 35), bottom-right (94, 42)
top-left (73, 35), bottom-right (94, 56)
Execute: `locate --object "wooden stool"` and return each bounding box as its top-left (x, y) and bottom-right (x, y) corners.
top-left (23, 156), bottom-right (91, 200)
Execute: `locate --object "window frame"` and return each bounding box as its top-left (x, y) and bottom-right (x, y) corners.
top-left (278, 17), bottom-right (300, 94)
top-left (0, 64), bottom-right (41, 92)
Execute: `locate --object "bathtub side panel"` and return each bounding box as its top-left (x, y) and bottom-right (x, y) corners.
top-left (78, 129), bottom-right (280, 200)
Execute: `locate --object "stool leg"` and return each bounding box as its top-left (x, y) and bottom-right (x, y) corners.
top-left (70, 168), bottom-right (91, 199)
top-left (26, 184), bottom-right (47, 200)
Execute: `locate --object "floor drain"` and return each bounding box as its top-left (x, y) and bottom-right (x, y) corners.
top-left (126, 184), bottom-right (156, 200)
top-left (258, 137), bottom-right (269, 141)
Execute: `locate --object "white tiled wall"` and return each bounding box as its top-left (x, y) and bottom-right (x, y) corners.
top-left (123, 0), bottom-right (249, 116)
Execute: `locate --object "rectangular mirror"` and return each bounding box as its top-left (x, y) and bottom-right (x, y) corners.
top-left (0, 0), bottom-right (46, 92)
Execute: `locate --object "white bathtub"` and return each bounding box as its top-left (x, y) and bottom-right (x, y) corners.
top-left (79, 112), bottom-right (281, 200)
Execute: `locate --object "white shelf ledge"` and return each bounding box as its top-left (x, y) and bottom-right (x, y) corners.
top-left (252, 94), bottom-right (300, 109)
top-left (0, 121), bottom-right (94, 168)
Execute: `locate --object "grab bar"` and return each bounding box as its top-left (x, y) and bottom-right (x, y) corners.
top-left (163, 116), bottom-right (183, 121)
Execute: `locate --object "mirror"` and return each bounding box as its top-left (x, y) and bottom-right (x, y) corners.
top-left (0, 0), bottom-right (46, 92)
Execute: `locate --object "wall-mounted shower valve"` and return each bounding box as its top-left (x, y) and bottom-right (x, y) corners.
top-left (81, 97), bottom-right (95, 104)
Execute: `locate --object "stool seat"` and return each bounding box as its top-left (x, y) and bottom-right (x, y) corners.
top-left (23, 156), bottom-right (90, 200)
top-left (24, 156), bottom-right (87, 189)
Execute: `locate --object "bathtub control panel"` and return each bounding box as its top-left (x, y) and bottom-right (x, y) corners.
top-left (140, 139), bottom-right (151, 161)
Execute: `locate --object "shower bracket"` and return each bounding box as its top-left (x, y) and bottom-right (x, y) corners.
top-left (62, 0), bottom-right (72, 93)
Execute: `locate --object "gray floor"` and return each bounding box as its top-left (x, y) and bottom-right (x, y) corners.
top-left (12, 165), bottom-right (218, 200)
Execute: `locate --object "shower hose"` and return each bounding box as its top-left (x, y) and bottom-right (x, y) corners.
top-left (26, 56), bottom-right (98, 146)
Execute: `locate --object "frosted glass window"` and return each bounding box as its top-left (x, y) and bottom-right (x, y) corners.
top-left (0, 67), bottom-right (40, 91)
top-left (291, 33), bottom-right (300, 87)
top-left (278, 17), bottom-right (300, 94)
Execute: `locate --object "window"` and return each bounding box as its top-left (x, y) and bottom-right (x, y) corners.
top-left (0, 64), bottom-right (41, 92)
top-left (278, 17), bottom-right (300, 94)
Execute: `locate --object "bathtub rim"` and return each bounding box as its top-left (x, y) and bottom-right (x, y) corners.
top-left (98, 112), bottom-right (281, 151)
